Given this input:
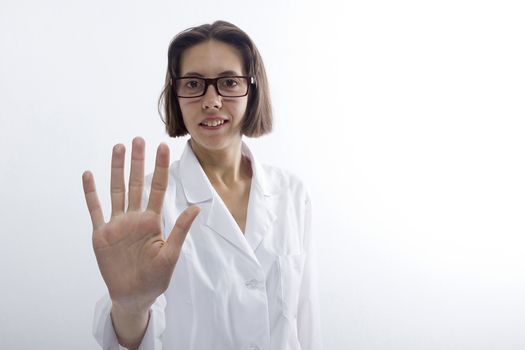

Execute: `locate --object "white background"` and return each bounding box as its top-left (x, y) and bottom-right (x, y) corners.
top-left (1, 0), bottom-right (524, 349)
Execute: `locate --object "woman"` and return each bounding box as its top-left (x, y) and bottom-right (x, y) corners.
top-left (82, 20), bottom-right (322, 350)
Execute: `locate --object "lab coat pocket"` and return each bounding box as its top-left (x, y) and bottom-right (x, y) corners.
top-left (278, 253), bottom-right (306, 321)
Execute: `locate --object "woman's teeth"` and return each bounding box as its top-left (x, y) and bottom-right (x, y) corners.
top-left (201, 120), bottom-right (225, 127)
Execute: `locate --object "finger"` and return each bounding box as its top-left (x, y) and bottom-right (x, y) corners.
top-left (166, 205), bottom-right (201, 259)
top-left (127, 137), bottom-right (145, 211)
top-left (146, 143), bottom-right (170, 215)
top-left (82, 171), bottom-right (105, 230)
top-left (110, 144), bottom-right (126, 217)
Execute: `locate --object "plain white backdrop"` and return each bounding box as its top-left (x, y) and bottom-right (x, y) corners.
top-left (1, 0), bottom-right (524, 349)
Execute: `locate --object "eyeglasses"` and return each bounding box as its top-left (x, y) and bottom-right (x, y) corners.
top-left (173, 76), bottom-right (255, 98)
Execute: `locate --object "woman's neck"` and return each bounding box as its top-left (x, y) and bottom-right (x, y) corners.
top-left (190, 139), bottom-right (252, 188)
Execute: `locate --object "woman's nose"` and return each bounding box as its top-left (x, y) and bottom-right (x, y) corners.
top-left (202, 84), bottom-right (222, 109)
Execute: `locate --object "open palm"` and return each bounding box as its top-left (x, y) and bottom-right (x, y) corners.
top-left (82, 137), bottom-right (199, 312)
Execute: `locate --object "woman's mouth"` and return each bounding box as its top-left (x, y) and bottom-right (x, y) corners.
top-left (199, 119), bottom-right (229, 130)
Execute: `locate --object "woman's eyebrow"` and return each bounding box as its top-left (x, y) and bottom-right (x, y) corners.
top-left (182, 72), bottom-right (204, 77)
top-left (181, 70), bottom-right (242, 77)
top-left (217, 70), bottom-right (241, 76)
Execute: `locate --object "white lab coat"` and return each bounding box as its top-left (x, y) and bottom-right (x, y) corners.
top-left (93, 140), bottom-right (322, 350)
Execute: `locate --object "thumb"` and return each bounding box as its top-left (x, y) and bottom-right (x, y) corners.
top-left (165, 205), bottom-right (201, 258)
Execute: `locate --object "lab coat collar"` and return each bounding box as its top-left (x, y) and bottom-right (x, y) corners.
top-left (179, 140), bottom-right (213, 204)
top-left (179, 139), bottom-right (278, 257)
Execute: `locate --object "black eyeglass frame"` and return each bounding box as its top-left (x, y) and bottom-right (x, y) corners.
top-left (172, 76), bottom-right (256, 98)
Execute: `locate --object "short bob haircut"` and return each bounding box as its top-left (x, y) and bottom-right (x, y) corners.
top-left (158, 20), bottom-right (273, 138)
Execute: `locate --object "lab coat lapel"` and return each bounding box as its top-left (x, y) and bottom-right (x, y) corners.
top-left (206, 195), bottom-right (257, 261)
top-left (241, 142), bottom-right (278, 253)
top-left (179, 140), bottom-right (258, 261)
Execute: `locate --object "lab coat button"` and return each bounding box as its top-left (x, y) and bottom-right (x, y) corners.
top-left (246, 345), bottom-right (259, 350)
top-left (245, 279), bottom-right (260, 289)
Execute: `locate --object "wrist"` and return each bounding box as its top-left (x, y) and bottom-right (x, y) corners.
top-left (111, 298), bottom-right (152, 316)
top-left (110, 305), bottom-right (150, 350)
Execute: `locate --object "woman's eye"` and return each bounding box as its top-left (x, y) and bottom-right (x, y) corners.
top-left (186, 80), bottom-right (202, 89)
top-left (222, 78), bottom-right (239, 88)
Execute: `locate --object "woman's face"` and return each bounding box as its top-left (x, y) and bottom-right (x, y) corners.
top-left (178, 40), bottom-right (248, 152)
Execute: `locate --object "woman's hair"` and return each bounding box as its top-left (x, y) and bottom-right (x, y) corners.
top-left (158, 20), bottom-right (273, 138)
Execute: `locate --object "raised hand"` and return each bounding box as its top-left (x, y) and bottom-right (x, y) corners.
top-left (82, 137), bottom-right (200, 313)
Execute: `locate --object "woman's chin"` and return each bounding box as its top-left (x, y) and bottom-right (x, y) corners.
top-left (189, 135), bottom-right (242, 153)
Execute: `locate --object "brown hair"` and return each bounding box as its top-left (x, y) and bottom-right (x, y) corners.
top-left (158, 20), bottom-right (273, 137)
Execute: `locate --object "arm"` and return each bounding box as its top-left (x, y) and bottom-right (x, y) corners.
top-left (297, 197), bottom-right (323, 350)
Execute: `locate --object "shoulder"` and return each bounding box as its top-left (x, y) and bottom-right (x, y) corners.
top-left (259, 163), bottom-right (311, 204)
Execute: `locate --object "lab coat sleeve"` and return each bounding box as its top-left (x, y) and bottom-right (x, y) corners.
top-left (297, 197), bottom-right (323, 350)
top-left (92, 294), bottom-right (167, 350)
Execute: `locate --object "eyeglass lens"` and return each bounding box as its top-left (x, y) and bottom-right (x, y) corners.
top-left (176, 77), bottom-right (248, 97)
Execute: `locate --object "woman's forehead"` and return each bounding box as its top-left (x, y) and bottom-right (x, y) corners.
top-left (179, 40), bottom-right (244, 76)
